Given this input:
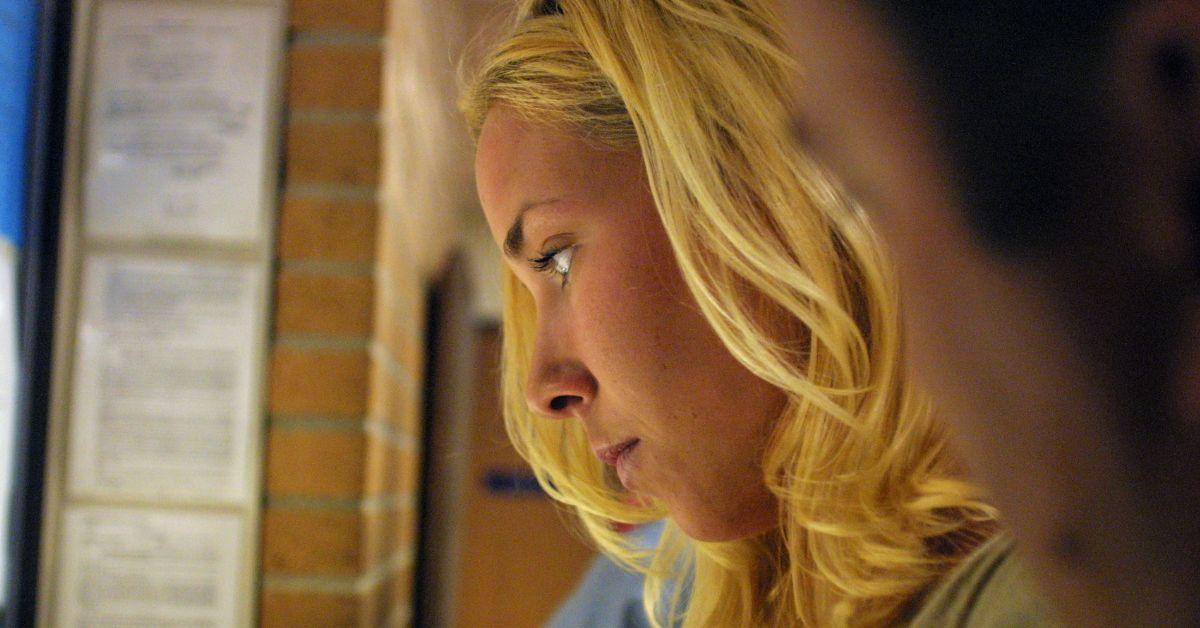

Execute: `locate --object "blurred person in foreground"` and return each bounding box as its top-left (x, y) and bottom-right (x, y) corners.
top-left (460, 0), bottom-right (1058, 625)
top-left (781, 1), bottom-right (1200, 625)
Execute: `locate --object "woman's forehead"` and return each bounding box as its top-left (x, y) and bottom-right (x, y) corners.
top-left (476, 108), bottom-right (643, 240)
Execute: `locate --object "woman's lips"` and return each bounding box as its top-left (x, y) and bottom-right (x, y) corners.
top-left (595, 438), bottom-right (639, 466)
top-left (595, 438), bottom-right (640, 489)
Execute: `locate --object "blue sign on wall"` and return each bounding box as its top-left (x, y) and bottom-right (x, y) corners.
top-left (0, 1), bottom-right (38, 248)
top-left (483, 468), bottom-right (546, 497)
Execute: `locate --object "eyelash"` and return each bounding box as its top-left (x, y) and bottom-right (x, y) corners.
top-left (529, 245), bottom-right (575, 287)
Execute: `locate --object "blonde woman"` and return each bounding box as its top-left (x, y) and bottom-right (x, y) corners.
top-left (462, 1), bottom-right (1052, 625)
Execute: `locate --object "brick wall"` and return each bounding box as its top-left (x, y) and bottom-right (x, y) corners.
top-left (259, 0), bottom-right (474, 625)
top-left (260, 0), bottom-right (405, 626)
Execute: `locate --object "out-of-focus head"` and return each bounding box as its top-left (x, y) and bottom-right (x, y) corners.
top-left (782, 0), bottom-right (1200, 466)
top-left (781, 1), bottom-right (1200, 619)
top-left (463, 0), bottom-right (995, 624)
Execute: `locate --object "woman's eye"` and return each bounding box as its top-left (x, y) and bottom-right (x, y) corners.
top-left (530, 246), bottom-right (576, 287)
top-left (551, 247), bottom-right (574, 276)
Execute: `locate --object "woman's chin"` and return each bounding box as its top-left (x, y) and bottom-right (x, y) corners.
top-left (671, 502), bottom-right (780, 543)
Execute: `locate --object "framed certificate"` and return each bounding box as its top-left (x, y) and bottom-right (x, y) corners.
top-left (81, 0), bottom-right (279, 244)
top-left (56, 507), bottom-right (245, 627)
top-left (67, 254), bottom-right (264, 503)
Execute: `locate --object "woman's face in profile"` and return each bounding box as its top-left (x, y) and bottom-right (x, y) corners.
top-left (474, 107), bottom-right (786, 541)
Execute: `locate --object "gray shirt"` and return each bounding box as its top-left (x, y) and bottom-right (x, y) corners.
top-left (905, 533), bottom-right (1062, 627)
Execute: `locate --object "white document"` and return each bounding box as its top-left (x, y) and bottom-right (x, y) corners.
top-left (82, 0), bottom-right (278, 243)
top-left (57, 506), bottom-right (242, 627)
top-left (0, 243), bottom-right (17, 601)
top-left (68, 255), bottom-right (262, 503)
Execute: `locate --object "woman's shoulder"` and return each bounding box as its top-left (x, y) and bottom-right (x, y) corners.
top-left (904, 533), bottom-right (1062, 628)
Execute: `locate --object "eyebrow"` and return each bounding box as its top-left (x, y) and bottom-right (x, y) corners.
top-left (503, 198), bottom-right (561, 259)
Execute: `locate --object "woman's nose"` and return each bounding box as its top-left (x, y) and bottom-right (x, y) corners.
top-left (525, 354), bottom-right (596, 419)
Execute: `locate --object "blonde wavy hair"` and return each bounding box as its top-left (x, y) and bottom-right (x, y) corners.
top-left (461, 1), bottom-right (998, 625)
